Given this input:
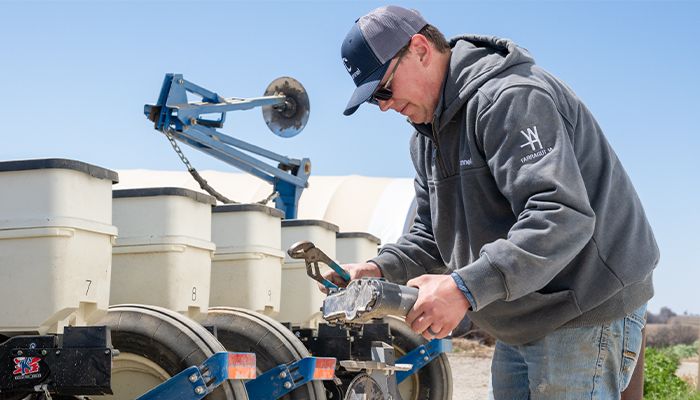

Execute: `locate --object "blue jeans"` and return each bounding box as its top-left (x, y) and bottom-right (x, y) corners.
top-left (489, 304), bottom-right (646, 400)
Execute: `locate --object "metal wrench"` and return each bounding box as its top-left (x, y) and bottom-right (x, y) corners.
top-left (287, 241), bottom-right (352, 292)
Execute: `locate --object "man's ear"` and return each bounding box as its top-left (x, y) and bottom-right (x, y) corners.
top-left (409, 34), bottom-right (431, 65)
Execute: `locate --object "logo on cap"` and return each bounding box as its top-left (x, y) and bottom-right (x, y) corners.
top-left (343, 57), bottom-right (362, 79)
top-left (342, 58), bottom-right (352, 73)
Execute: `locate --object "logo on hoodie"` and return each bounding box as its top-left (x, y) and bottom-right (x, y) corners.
top-left (519, 125), bottom-right (553, 164)
top-left (520, 126), bottom-right (543, 151)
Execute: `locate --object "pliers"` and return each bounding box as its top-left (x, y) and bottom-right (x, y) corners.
top-left (287, 241), bottom-right (351, 293)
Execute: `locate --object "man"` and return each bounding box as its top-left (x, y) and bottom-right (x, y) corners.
top-left (328, 5), bottom-right (659, 398)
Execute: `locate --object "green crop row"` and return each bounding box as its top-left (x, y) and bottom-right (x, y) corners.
top-left (644, 344), bottom-right (700, 400)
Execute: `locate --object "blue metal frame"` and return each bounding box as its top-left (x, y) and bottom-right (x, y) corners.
top-left (395, 339), bottom-right (452, 384)
top-left (136, 352), bottom-right (248, 400)
top-left (136, 352), bottom-right (335, 400)
top-left (144, 73), bottom-right (310, 219)
top-left (132, 339), bottom-right (447, 398)
top-left (244, 357), bottom-right (327, 400)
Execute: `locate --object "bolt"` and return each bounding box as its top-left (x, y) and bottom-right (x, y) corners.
top-left (423, 356), bottom-right (429, 362)
top-left (189, 373), bottom-right (198, 383)
top-left (41, 350), bottom-right (47, 356)
top-left (419, 349), bottom-right (426, 355)
top-left (279, 371), bottom-right (287, 379)
top-left (55, 350), bottom-right (61, 355)
top-left (178, 79), bottom-right (184, 85)
top-left (104, 349), bottom-right (111, 355)
top-left (194, 386), bottom-right (205, 395)
top-left (17, 350), bottom-right (23, 356)
top-left (283, 382), bottom-right (292, 390)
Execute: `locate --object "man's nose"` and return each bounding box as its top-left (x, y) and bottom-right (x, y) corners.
top-left (378, 99), bottom-right (393, 112)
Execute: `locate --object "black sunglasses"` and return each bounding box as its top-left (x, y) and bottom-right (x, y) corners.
top-left (369, 54), bottom-right (404, 105)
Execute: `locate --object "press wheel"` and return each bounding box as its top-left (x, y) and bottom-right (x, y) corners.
top-left (202, 307), bottom-right (326, 400)
top-left (93, 304), bottom-right (248, 399)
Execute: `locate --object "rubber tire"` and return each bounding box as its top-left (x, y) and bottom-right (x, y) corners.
top-left (385, 316), bottom-right (452, 400)
top-left (202, 307), bottom-right (326, 400)
top-left (98, 304), bottom-right (248, 400)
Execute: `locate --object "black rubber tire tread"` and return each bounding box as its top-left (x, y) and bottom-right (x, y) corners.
top-left (209, 307), bottom-right (313, 369)
top-left (203, 307), bottom-right (326, 400)
top-left (101, 304), bottom-right (248, 400)
top-left (385, 316), bottom-right (452, 400)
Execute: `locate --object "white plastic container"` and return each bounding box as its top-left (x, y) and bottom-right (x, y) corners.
top-left (110, 188), bottom-right (216, 320)
top-left (277, 219), bottom-right (339, 327)
top-left (336, 232), bottom-right (381, 264)
top-left (210, 204), bottom-right (285, 316)
top-left (0, 159), bottom-right (118, 334)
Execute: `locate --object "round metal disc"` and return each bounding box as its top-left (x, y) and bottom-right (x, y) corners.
top-left (262, 76), bottom-right (310, 138)
top-left (344, 373), bottom-right (384, 400)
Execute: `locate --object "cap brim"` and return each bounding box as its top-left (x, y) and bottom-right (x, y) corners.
top-left (343, 63), bottom-right (391, 116)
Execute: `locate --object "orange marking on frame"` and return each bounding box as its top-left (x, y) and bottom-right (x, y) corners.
top-left (228, 353), bottom-right (256, 380)
top-left (312, 358), bottom-right (336, 380)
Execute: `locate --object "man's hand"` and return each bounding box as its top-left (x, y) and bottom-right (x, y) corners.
top-left (405, 274), bottom-right (470, 340)
top-left (318, 262), bottom-right (383, 293)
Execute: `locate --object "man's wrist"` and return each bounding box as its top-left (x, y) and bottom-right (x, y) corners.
top-left (367, 260), bottom-right (384, 278)
top-left (451, 272), bottom-right (476, 311)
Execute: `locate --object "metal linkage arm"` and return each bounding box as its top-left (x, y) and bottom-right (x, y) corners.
top-left (144, 73), bottom-right (311, 219)
top-left (245, 357), bottom-right (336, 400)
top-left (395, 339), bottom-right (452, 384)
top-left (136, 352), bottom-right (256, 400)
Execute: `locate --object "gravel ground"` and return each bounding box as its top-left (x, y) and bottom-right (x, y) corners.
top-left (448, 353), bottom-right (491, 400)
top-left (447, 340), bottom-right (493, 400)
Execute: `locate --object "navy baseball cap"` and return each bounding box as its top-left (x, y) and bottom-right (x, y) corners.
top-left (341, 6), bottom-right (428, 116)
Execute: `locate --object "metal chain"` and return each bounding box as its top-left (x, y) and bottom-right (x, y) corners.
top-left (164, 128), bottom-right (194, 171)
top-left (258, 190), bottom-right (280, 206)
top-left (162, 129), bottom-right (279, 206)
top-left (163, 129), bottom-right (236, 204)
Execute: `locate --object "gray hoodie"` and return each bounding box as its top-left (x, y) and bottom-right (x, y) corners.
top-left (371, 35), bottom-right (658, 345)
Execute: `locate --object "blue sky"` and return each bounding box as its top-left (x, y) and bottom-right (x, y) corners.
top-left (1, 1), bottom-right (698, 314)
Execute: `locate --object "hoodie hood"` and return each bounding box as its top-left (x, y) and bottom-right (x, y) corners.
top-left (433, 35), bottom-right (535, 130)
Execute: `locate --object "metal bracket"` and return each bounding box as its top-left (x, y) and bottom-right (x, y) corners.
top-left (136, 352), bottom-right (255, 400)
top-left (341, 341), bottom-right (407, 400)
top-left (395, 339), bottom-right (452, 384)
top-left (244, 357), bottom-right (336, 400)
